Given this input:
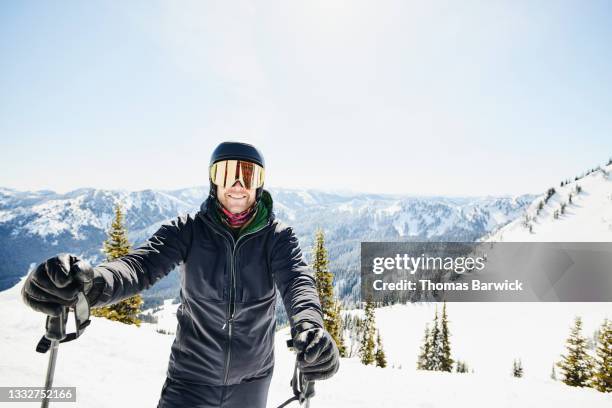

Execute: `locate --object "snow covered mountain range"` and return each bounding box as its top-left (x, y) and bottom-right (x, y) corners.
top-left (0, 186), bottom-right (533, 301)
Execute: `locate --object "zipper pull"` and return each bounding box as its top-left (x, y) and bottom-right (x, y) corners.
top-left (222, 318), bottom-right (234, 331)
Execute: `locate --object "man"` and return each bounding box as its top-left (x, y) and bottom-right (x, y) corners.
top-left (21, 141), bottom-right (340, 407)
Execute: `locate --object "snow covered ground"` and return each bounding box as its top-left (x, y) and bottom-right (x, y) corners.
top-left (1, 281), bottom-right (610, 408)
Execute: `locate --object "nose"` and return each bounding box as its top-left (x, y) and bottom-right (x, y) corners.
top-left (230, 180), bottom-right (245, 189)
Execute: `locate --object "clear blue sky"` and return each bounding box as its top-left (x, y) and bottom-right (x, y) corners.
top-left (1, 1), bottom-right (611, 196)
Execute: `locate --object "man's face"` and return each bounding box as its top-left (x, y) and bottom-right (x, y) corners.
top-left (217, 180), bottom-right (257, 214)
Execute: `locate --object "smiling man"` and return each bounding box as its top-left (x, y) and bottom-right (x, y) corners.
top-left (21, 141), bottom-right (340, 408)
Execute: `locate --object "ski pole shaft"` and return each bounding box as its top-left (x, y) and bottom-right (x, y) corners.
top-left (40, 308), bottom-right (68, 408)
top-left (41, 340), bottom-right (59, 408)
top-left (302, 379), bottom-right (314, 408)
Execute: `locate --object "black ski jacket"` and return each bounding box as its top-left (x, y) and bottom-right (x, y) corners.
top-left (88, 191), bottom-right (324, 385)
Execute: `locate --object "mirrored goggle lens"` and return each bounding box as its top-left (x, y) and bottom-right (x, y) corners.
top-left (210, 160), bottom-right (265, 189)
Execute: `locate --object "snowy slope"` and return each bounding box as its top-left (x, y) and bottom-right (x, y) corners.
top-left (2, 281), bottom-right (610, 408)
top-left (373, 303), bottom-right (610, 381)
top-left (0, 280), bottom-right (172, 408)
top-left (487, 164), bottom-right (612, 242)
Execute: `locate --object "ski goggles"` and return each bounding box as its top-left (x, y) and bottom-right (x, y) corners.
top-left (209, 160), bottom-right (265, 189)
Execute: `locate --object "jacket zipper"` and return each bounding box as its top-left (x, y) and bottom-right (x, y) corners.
top-left (201, 215), bottom-right (271, 385)
top-left (222, 237), bottom-right (235, 385)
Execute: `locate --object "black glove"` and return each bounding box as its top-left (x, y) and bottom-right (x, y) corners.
top-left (22, 254), bottom-right (95, 316)
top-left (292, 322), bottom-right (340, 381)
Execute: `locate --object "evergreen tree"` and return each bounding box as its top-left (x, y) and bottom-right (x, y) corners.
top-left (440, 302), bottom-right (454, 372)
top-left (591, 319), bottom-right (612, 392)
top-left (455, 360), bottom-right (469, 373)
top-left (375, 330), bottom-right (387, 368)
top-left (344, 314), bottom-right (363, 358)
top-left (416, 306), bottom-right (450, 372)
top-left (427, 307), bottom-right (444, 371)
top-left (91, 204), bottom-right (143, 326)
top-left (512, 359), bottom-right (524, 378)
top-left (551, 364), bottom-right (557, 380)
top-left (312, 229), bottom-right (346, 357)
top-left (102, 205), bottom-right (131, 258)
top-left (332, 301), bottom-right (347, 357)
top-left (557, 317), bottom-right (594, 387)
top-left (359, 298), bottom-right (376, 365)
top-left (416, 324), bottom-right (431, 370)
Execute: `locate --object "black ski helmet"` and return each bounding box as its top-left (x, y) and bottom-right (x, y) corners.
top-left (208, 141), bottom-right (266, 200)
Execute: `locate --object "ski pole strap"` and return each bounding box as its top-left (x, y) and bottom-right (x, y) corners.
top-left (35, 325), bottom-right (91, 353)
top-left (36, 293), bottom-right (91, 354)
top-left (276, 394), bottom-right (299, 408)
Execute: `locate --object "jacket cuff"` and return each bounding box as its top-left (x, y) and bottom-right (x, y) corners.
top-left (85, 267), bottom-right (109, 307)
top-left (292, 305), bottom-right (323, 328)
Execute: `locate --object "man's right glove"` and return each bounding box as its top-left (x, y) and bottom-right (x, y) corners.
top-left (292, 322), bottom-right (340, 381)
top-left (21, 254), bottom-right (96, 316)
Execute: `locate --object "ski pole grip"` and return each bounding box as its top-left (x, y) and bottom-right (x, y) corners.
top-left (45, 307), bottom-right (68, 341)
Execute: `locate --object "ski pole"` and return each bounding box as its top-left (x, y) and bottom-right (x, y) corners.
top-left (36, 293), bottom-right (91, 408)
top-left (276, 339), bottom-right (315, 408)
top-left (291, 358), bottom-right (314, 408)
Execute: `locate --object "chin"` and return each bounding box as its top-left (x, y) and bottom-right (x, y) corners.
top-left (224, 202), bottom-right (247, 213)
top-left (225, 198), bottom-right (249, 209)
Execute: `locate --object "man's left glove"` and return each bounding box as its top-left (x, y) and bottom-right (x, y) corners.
top-left (292, 322), bottom-right (340, 381)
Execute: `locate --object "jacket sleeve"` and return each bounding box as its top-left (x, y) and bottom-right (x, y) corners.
top-left (271, 225), bottom-right (324, 330)
top-left (87, 214), bottom-right (193, 307)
